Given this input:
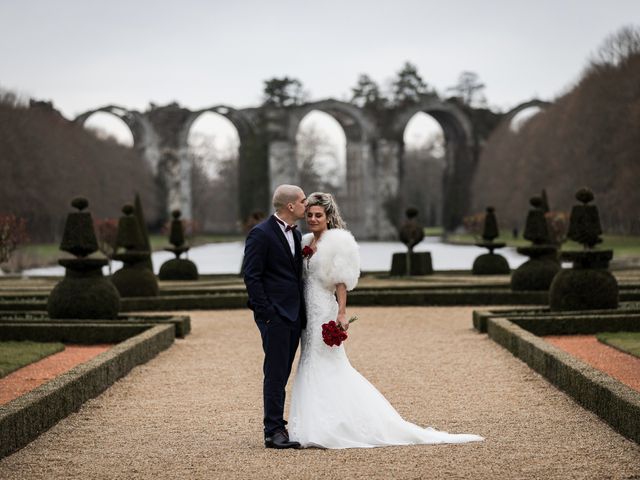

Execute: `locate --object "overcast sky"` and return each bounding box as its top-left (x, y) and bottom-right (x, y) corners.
top-left (1, 0), bottom-right (639, 119)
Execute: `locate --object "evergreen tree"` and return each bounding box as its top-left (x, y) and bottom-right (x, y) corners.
top-left (391, 62), bottom-right (431, 107)
top-left (350, 74), bottom-right (387, 110)
top-left (262, 77), bottom-right (307, 107)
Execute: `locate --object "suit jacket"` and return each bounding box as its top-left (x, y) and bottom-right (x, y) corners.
top-left (243, 215), bottom-right (306, 328)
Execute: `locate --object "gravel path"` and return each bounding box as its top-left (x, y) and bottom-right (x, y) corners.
top-left (1, 307), bottom-right (639, 480)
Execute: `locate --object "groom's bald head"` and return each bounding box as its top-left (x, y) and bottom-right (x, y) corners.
top-left (273, 185), bottom-right (304, 211)
top-left (272, 184), bottom-right (306, 222)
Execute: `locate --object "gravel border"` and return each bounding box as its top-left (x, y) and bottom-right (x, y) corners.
top-left (0, 324), bottom-right (175, 459)
top-left (487, 316), bottom-right (640, 443)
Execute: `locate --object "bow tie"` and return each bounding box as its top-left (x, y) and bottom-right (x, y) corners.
top-left (275, 216), bottom-right (297, 232)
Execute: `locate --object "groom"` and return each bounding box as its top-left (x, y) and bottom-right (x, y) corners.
top-left (243, 184), bottom-right (307, 449)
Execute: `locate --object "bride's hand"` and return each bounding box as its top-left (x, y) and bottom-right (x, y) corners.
top-left (337, 312), bottom-right (349, 331)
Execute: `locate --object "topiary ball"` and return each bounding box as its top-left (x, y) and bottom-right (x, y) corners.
top-left (159, 258), bottom-right (199, 280)
top-left (549, 268), bottom-right (618, 311)
top-left (575, 187), bottom-right (594, 204)
top-left (111, 263), bottom-right (159, 297)
top-left (472, 252), bottom-right (510, 275)
top-left (511, 257), bottom-right (561, 291)
top-left (48, 276), bottom-right (120, 319)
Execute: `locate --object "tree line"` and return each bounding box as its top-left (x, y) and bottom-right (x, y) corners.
top-left (262, 63), bottom-right (486, 111)
top-left (0, 95), bottom-right (160, 243)
top-left (469, 25), bottom-right (640, 235)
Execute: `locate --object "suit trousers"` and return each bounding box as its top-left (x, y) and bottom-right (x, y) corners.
top-left (255, 314), bottom-right (302, 436)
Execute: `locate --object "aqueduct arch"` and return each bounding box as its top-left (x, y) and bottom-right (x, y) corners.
top-left (75, 105), bottom-right (159, 170)
top-left (503, 99), bottom-right (551, 123)
top-left (268, 100), bottom-right (382, 237)
top-left (180, 106), bottom-right (260, 224)
top-left (391, 98), bottom-right (477, 231)
top-left (76, 97), bottom-right (507, 239)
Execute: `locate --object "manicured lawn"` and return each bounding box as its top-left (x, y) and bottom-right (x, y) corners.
top-left (596, 332), bottom-right (640, 359)
top-left (0, 341), bottom-right (65, 378)
top-left (21, 243), bottom-right (60, 258)
top-left (444, 232), bottom-right (529, 247)
top-left (443, 233), bottom-right (640, 257)
top-left (423, 227), bottom-right (445, 236)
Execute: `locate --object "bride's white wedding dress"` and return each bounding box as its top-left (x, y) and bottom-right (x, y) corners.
top-left (289, 229), bottom-right (484, 449)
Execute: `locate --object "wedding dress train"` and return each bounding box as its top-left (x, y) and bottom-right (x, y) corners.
top-left (288, 229), bottom-right (484, 449)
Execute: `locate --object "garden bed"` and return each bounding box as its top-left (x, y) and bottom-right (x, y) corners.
top-left (0, 344), bottom-right (111, 404)
top-left (480, 310), bottom-right (640, 444)
top-left (0, 322), bottom-right (176, 459)
top-left (545, 334), bottom-right (640, 391)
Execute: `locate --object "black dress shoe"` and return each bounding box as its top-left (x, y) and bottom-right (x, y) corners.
top-left (265, 430), bottom-right (301, 449)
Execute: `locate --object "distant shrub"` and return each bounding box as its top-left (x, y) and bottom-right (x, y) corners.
top-left (463, 212), bottom-right (485, 239)
top-left (162, 217), bottom-right (200, 243)
top-left (94, 218), bottom-right (118, 274)
top-left (545, 211), bottom-right (569, 246)
top-left (0, 214), bottom-right (29, 265)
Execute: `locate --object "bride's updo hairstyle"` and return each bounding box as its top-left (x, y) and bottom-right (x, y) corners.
top-left (306, 192), bottom-right (347, 230)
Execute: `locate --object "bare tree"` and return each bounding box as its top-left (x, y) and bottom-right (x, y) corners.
top-left (0, 214), bottom-right (29, 268)
top-left (471, 26), bottom-right (640, 234)
top-left (590, 24), bottom-right (640, 68)
top-left (296, 124), bottom-right (343, 195)
top-left (189, 133), bottom-right (240, 233)
top-left (447, 71), bottom-right (487, 107)
top-left (405, 129), bottom-right (445, 156)
top-left (0, 87), bottom-right (28, 107)
top-left (0, 96), bottom-right (160, 242)
top-left (402, 132), bottom-right (446, 227)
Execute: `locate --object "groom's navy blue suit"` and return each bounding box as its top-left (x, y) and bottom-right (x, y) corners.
top-left (243, 215), bottom-right (306, 436)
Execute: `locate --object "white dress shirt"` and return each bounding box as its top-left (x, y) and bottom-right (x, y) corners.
top-left (273, 213), bottom-right (296, 256)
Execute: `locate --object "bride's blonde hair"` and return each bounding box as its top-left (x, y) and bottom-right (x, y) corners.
top-left (306, 192), bottom-right (346, 230)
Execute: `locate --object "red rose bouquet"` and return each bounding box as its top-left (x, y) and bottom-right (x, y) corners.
top-left (321, 316), bottom-right (358, 347)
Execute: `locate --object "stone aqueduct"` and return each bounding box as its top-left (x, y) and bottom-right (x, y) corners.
top-left (75, 99), bottom-right (546, 239)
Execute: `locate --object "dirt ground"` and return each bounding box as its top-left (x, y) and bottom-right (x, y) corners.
top-left (1, 307), bottom-right (639, 480)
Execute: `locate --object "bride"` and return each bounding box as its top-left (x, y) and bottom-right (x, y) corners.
top-left (288, 192), bottom-right (484, 449)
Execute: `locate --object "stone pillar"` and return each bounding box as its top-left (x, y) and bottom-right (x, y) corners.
top-left (344, 141), bottom-right (381, 238)
top-left (343, 141), bottom-right (364, 237)
top-left (143, 104), bottom-right (194, 221)
top-left (268, 140), bottom-right (298, 196)
top-left (178, 146), bottom-right (192, 220)
top-left (159, 149), bottom-right (191, 220)
top-left (375, 139), bottom-right (401, 240)
top-left (133, 116), bottom-right (162, 177)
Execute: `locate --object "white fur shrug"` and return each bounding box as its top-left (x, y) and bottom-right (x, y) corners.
top-left (302, 229), bottom-right (360, 291)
